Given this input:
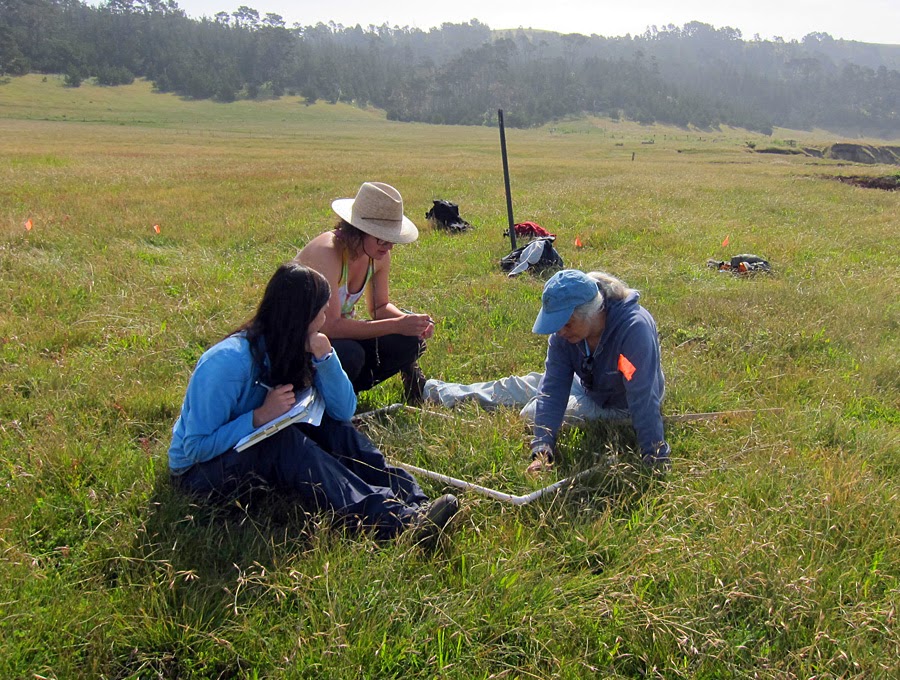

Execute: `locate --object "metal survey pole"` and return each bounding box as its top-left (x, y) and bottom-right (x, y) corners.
top-left (498, 109), bottom-right (516, 251)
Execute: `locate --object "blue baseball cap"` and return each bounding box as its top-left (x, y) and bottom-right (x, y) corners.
top-left (532, 270), bottom-right (600, 334)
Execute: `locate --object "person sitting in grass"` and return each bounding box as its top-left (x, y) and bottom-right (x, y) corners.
top-left (294, 181), bottom-right (434, 404)
top-left (425, 269), bottom-right (670, 474)
top-left (168, 262), bottom-right (458, 540)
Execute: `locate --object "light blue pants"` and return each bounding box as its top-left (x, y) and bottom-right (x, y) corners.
top-left (424, 373), bottom-right (629, 423)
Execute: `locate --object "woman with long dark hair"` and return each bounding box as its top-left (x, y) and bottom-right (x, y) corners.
top-left (168, 263), bottom-right (457, 539)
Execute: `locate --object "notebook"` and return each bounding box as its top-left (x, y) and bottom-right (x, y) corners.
top-left (235, 387), bottom-right (325, 452)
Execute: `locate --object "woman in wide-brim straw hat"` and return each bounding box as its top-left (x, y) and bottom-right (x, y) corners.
top-left (294, 182), bottom-right (433, 403)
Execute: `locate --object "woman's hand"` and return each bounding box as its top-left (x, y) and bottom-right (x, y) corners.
top-left (306, 331), bottom-right (332, 360)
top-left (252, 384), bottom-right (295, 427)
top-left (396, 313), bottom-right (435, 339)
top-left (526, 443), bottom-right (555, 475)
top-left (421, 315), bottom-right (435, 340)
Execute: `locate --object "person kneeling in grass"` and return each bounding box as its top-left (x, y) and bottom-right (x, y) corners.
top-left (294, 181), bottom-right (433, 404)
top-left (168, 262), bottom-right (458, 540)
top-left (425, 269), bottom-right (670, 474)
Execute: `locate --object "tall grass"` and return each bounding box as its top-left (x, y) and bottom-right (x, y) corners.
top-left (1, 74), bottom-right (898, 677)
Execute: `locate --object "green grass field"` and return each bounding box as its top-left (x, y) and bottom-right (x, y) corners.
top-left (1, 74), bottom-right (899, 678)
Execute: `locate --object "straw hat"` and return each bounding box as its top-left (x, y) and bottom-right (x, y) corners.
top-left (332, 182), bottom-right (418, 244)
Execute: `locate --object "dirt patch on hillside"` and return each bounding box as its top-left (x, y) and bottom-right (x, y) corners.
top-left (754, 147), bottom-right (808, 156)
top-left (826, 143), bottom-right (900, 165)
top-left (835, 175), bottom-right (900, 190)
top-left (755, 143), bottom-right (900, 166)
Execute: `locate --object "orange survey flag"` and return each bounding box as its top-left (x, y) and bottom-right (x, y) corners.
top-left (722, 234), bottom-right (730, 247)
top-left (153, 224), bottom-right (161, 234)
top-left (575, 236), bottom-right (583, 248)
top-left (25, 219), bottom-right (33, 231)
top-left (618, 354), bottom-right (636, 381)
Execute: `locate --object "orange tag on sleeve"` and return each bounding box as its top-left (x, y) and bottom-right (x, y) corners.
top-left (618, 354), bottom-right (636, 381)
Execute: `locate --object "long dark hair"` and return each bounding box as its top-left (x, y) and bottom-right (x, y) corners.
top-left (234, 263), bottom-right (331, 390)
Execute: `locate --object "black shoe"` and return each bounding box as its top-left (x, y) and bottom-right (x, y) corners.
top-left (411, 494), bottom-right (459, 544)
top-left (641, 453), bottom-right (671, 474)
top-left (641, 442), bottom-right (671, 474)
top-left (400, 362), bottom-right (427, 405)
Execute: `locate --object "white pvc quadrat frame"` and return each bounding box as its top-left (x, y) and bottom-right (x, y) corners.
top-left (354, 403), bottom-right (605, 506)
top-left (354, 404), bottom-right (783, 506)
top-left (394, 460), bottom-right (603, 506)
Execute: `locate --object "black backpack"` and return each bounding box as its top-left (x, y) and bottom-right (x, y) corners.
top-left (500, 237), bottom-right (564, 276)
top-left (425, 200), bottom-right (473, 232)
top-left (729, 254), bottom-right (771, 272)
top-left (707, 253), bottom-right (772, 275)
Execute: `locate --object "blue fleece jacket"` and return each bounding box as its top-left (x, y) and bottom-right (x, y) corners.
top-left (532, 290), bottom-right (668, 460)
top-left (168, 334), bottom-right (356, 473)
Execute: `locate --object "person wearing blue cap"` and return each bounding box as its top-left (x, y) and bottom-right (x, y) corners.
top-left (527, 269), bottom-right (669, 473)
top-left (424, 269), bottom-right (669, 473)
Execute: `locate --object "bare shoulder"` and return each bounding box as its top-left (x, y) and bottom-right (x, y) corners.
top-left (295, 232), bottom-right (341, 277)
top-left (295, 231), bottom-right (336, 259)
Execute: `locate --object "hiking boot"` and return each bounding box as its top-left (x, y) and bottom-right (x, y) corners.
top-left (400, 361), bottom-right (427, 405)
top-left (642, 454), bottom-right (671, 474)
top-left (411, 494), bottom-right (459, 545)
top-left (641, 443), bottom-right (672, 474)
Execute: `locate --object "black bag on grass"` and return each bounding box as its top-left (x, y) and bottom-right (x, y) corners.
top-left (425, 200), bottom-right (473, 232)
top-left (500, 237), bottom-right (564, 276)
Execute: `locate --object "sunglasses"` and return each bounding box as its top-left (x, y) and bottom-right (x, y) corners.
top-left (580, 354), bottom-right (594, 391)
top-left (375, 237), bottom-right (393, 247)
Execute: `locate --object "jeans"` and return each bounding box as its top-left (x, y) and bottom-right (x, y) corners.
top-left (424, 372), bottom-right (629, 423)
top-left (173, 415), bottom-right (428, 537)
top-left (331, 335), bottom-right (424, 392)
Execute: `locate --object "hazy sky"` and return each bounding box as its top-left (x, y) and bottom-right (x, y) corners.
top-left (168, 0), bottom-right (900, 45)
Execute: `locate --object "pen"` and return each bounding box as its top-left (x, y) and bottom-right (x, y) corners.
top-left (255, 380), bottom-right (273, 391)
top-left (401, 308), bottom-right (434, 325)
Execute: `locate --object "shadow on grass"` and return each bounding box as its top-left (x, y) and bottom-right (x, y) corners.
top-left (547, 418), bottom-right (665, 513)
top-left (101, 473), bottom-right (324, 678)
top-left (496, 420), bottom-right (667, 582)
top-left (134, 473), bottom-right (323, 583)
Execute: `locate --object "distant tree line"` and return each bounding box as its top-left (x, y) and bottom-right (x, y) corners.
top-left (2, 0), bottom-right (899, 136)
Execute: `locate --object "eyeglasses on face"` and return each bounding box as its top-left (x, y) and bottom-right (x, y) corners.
top-left (375, 237), bottom-right (393, 247)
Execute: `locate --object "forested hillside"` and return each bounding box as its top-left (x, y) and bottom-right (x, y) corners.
top-left (2, 0), bottom-right (899, 137)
